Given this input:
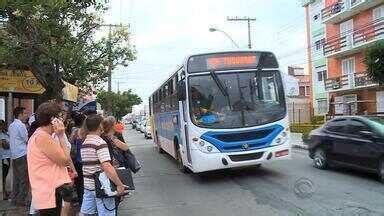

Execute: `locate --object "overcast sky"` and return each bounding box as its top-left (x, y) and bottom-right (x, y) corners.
top-left (102, 0), bottom-right (307, 112)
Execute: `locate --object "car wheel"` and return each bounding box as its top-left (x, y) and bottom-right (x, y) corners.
top-left (176, 149), bottom-right (189, 173)
top-left (313, 147), bottom-right (328, 169)
top-left (379, 159), bottom-right (384, 183)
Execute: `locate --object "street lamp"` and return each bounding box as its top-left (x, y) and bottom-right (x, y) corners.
top-left (209, 27), bottom-right (240, 49)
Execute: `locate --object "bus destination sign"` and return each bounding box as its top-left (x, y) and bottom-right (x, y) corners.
top-left (206, 55), bottom-right (257, 70)
top-left (187, 52), bottom-right (278, 73)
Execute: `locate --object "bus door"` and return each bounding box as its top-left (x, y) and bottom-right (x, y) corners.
top-left (178, 78), bottom-right (192, 165)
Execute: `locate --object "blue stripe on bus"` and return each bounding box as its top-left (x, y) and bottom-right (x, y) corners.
top-left (200, 124), bottom-right (284, 153)
top-left (154, 111), bottom-right (181, 144)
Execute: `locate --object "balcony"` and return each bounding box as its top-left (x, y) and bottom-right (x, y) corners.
top-left (324, 72), bottom-right (377, 92)
top-left (323, 17), bottom-right (384, 58)
top-left (321, 0), bottom-right (384, 24)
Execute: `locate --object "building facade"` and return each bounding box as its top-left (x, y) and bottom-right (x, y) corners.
top-left (286, 66), bottom-right (312, 123)
top-left (303, 0), bottom-right (329, 116)
top-left (323, 0), bottom-right (384, 115)
top-left (303, 0), bottom-right (384, 116)
top-left (288, 66), bottom-right (312, 98)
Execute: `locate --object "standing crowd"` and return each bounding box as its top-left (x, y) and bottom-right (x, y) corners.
top-left (0, 101), bottom-right (132, 215)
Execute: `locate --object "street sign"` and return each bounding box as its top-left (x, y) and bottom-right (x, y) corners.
top-left (0, 69), bottom-right (45, 94)
top-left (62, 81), bottom-right (79, 102)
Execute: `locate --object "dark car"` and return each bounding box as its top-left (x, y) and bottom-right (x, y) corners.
top-left (308, 116), bottom-right (384, 182)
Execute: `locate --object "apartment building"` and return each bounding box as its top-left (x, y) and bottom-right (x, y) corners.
top-left (303, 0), bottom-right (329, 116)
top-left (323, 0), bottom-right (384, 115)
top-left (303, 0), bottom-right (384, 116)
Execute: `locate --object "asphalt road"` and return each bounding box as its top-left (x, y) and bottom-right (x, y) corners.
top-left (119, 128), bottom-right (384, 216)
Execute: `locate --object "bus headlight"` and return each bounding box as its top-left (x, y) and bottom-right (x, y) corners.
top-left (194, 138), bottom-right (219, 153)
top-left (271, 129), bottom-right (289, 146)
top-left (206, 146), bottom-right (213, 152)
top-left (199, 141), bottom-right (205, 147)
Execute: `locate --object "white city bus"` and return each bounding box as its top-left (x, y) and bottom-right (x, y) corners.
top-left (149, 51), bottom-right (291, 173)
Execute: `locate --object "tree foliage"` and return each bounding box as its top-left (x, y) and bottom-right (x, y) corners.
top-left (365, 41), bottom-right (384, 84)
top-left (0, 0), bottom-right (136, 99)
top-left (97, 90), bottom-right (142, 120)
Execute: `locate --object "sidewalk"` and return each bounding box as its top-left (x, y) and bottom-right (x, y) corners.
top-left (290, 133), bottom-right (308, 150)
top-left (0, 201), bottom-right (28, 216)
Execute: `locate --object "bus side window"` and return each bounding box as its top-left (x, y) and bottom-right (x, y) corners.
top-left (169, 80), bottom-right (174, 95)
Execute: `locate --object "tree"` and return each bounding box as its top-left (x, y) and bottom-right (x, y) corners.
top-left (97, 90), bottom-right (142, 120)
top-left (0, 0), bottom-right (136, 100)
top-left (365, 41), bottom-right (384, 84)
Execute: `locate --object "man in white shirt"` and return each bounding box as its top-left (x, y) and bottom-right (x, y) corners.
top-left (8, 107), bottom-right (29, 206)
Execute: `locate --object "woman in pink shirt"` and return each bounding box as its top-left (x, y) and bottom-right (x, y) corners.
top-left (27, 102), bottom-right (72, 215)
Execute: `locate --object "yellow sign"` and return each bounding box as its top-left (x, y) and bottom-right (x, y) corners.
top-left (0, 69), bottom-right (45, 94)
top-left (62, 81), bottom-right (79, 102)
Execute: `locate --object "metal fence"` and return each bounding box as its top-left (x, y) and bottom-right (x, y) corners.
top-left (287, 101), bottom-right (312, 124)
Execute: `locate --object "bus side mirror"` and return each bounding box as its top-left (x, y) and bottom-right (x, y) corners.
top-left (178, 81), bottom-right (186, 101)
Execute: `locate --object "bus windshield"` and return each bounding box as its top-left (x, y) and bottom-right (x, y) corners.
top-left (188, 70), bottom-right (286, 129)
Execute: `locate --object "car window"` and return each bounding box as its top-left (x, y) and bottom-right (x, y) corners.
top-left (325, 119), bottom-right (348, 134)
top-left (348, 119), bottom-right (370, 135)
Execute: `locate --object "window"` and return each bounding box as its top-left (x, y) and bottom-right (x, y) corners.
top-left (317, 70), bottom-right (327, 82)
top-left (348, 119), bottom-right (370, 135)
top-left (163, 86), bottom-right (167, 98)
top-left (373, 5), bottom-right (384, 39)
top-left (341, 57), bottom-right (355, 75)
top-left (169, 80), bottom-right (174, 95)
top-left (174, 75), bottom-right (178, 92)
top-left (325, 119), bottom-right (348, 133)
top-left (299, 86), bottom-right (305, 96)
top-left (315, 38), bottom-right (325, 51)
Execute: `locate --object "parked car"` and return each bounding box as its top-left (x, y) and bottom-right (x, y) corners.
top-left (308, 116), bottom-right (384, 182)
top-left (131, 120), bottom-right (137, 129)
top-left (135, 120), bottom-right (141, 131)
top-left (135, 117), bottom-right (144, 132)
top-left (144, 120), bottom-right (152, 139)
top-left (140, 120), bottom-right (147, 133)
top-left (137, 118), bottom-right (146, 133)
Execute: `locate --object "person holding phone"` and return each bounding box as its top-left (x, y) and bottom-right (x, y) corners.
top-left (27, 102), bottom-right (72, 215)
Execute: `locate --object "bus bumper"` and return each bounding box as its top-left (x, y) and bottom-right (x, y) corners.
top-left (188, 144), bottom-right (291, 173)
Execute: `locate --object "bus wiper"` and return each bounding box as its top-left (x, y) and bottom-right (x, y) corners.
top-left (209, 71), bottom-right (232, 109)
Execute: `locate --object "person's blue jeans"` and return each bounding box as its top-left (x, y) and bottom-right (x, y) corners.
top-left (81, 189), bottom-right (116, 215)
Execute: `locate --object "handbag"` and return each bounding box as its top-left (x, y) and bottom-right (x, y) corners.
top-left (105, 134), bottom-right (142, 174)
top-left (57, 183), bottom-right (78, 203)
top-left (94, 167), bottom-right (135, 199)
top-left (122, 149), bottom-right (142, 173)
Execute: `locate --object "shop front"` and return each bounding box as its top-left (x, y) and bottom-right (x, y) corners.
top-left (329, 87), bottom-right (384, 116)
top-left (0, 68), bottom-right (45, 125)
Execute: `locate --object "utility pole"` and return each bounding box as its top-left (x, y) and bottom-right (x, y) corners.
top-left (227, 16), bottom-right (256, 49)
top-left (100, 24), bottom-right (129, 92)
